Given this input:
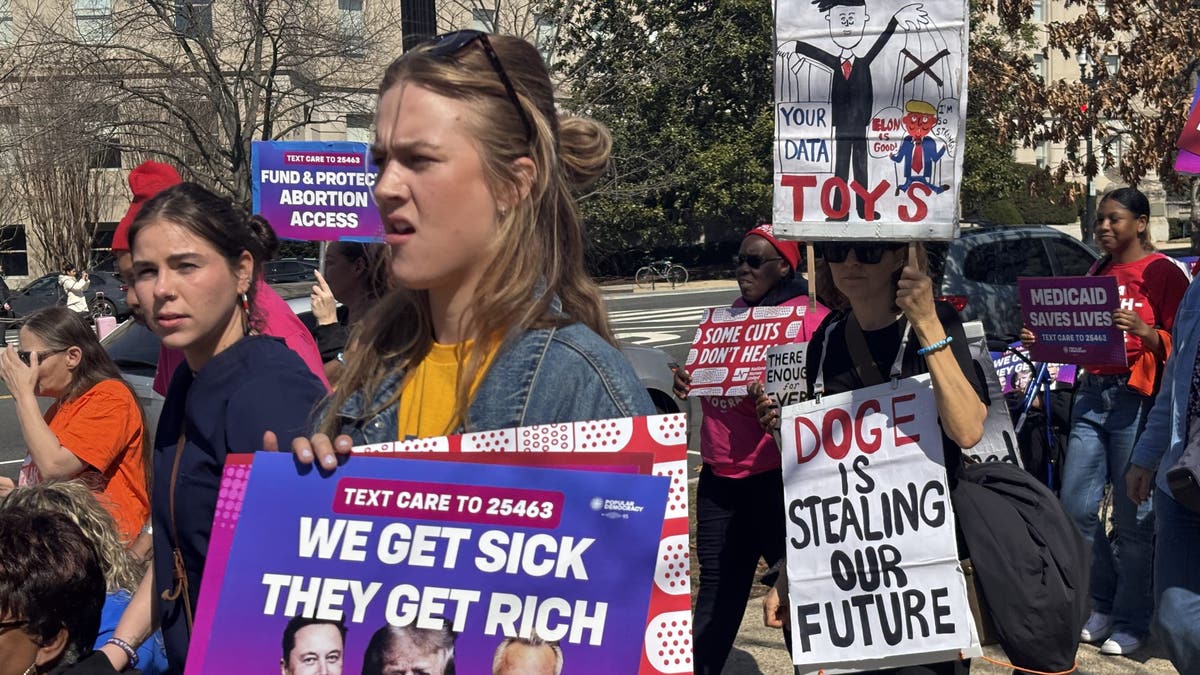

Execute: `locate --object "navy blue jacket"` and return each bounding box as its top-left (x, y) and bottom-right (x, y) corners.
top-left (151, 336), bottom-right (325, 672)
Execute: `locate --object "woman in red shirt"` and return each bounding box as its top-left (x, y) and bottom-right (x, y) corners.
top-left (1026, 187), bottom-right (1189, 656)
top-left (0, 306), bottom-right (148, 544)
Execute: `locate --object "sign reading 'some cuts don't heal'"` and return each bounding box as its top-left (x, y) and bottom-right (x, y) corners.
top-left (252, 140), bottom-right (383, 242)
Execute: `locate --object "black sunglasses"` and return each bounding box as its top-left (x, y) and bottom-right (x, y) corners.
top-left (421, 30), bottom-right (534, 144)
top-left (17, 348), bottom-right (65, 366)
top-left (817, 242), bottom-right (905, 264)
top-left (733, 254), bottom-right (783, 269)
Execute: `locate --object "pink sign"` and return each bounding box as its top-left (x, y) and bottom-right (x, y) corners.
top-left (684, 305), bottom-right (808, 396)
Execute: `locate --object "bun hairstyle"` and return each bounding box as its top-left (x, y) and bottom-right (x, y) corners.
top-left (329, 34), bottom-right (616, 434)
top-left (127, 182), bottom-right (278, 329)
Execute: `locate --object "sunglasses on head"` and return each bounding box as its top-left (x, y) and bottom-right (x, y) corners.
top-left (420, 30), bottom-right (534, 144)
top-left (17, 348), bottom-right (65, 366)
top-left (817, 242), bottom-right (904, 264)
top-left (733, 254), bottom-right (783, 269)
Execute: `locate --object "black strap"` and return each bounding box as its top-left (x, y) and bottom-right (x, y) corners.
top-left (161, 434), bottom-right (194, 635)
top-left (845, 314), bottom-right (886, 387)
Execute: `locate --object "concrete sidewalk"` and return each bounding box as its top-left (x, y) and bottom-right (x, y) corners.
top-left (724, 602), bottom-right (1177, 674)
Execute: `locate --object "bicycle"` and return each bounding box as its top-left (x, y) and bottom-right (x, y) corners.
top-left (634, 259), bottom-right (688, 289)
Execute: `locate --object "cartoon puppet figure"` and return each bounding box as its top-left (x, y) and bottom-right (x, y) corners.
top-left (793, 0), bottom-right (928, 221)
top-left (891, 99), bottom-right (949, 195)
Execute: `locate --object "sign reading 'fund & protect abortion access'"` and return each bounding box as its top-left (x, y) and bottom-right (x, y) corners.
top-left (252, 140), bottom-right (383, 242)
top-left (779, 374), bottom-right (976, 671)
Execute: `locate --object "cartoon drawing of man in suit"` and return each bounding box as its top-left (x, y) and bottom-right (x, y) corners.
top-left (891, 99), bottom-right (949, 194)
top-left (793, 0), bottom-right (928, 221)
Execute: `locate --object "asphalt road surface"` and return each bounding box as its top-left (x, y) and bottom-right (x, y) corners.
top-left (0, 285), bottom-right (736, 481)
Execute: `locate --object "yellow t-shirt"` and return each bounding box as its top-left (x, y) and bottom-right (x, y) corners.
top-left (397, 340), bottom-right (495, 439)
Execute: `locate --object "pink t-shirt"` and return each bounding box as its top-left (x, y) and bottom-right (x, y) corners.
top-left (153, 279), bottom-right (330, 395)
top-left (699, 294), bottom-right (829, 478)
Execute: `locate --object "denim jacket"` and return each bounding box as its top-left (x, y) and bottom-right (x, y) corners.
top-left (1133, 276), bottom-right (1200, 495)
top-left (322, 322), bottom-right (655, 443)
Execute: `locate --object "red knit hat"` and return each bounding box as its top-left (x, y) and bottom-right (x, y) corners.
top-left (745, 223), bottom-right (801, 270)
top-left (111, 161), bottom-right (183, 252)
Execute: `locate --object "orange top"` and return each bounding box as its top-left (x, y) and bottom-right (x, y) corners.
top-left (19, 379), bottom-right (149, 543)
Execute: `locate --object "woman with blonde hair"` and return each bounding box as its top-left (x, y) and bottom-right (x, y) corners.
top-left (275, 31), bottom-right (652, 464)
top-left (1, 480), bottom-right (167, 673)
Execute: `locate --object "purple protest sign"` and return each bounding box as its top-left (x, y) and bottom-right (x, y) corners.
top-left (186, 453), bottom-right (669, 675)
top-left (252, 140), bottom-right (383, 242)
top-left (1176, 81), bottom-right (1200, 175)
top-left (1019, 276), bottom-right (1124, 367)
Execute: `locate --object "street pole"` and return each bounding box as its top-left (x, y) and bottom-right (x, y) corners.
top-left (1079, 53), bottom-right (1098, 247)
top-left (1084, 130), bottom-right (1095, 246)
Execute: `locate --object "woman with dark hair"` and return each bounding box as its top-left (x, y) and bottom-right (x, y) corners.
top-left (102, 182), bottom-right (327, 672)
top-left (1024, 186), bottom-right (1189, 656)
top-left (1, 481), bottom-right (167, 674)
top-left (672, 224), bottom-right (829, 675)
top-left (273, 32), bottom-right (652, 466)
top-left (0, 306), bottom-right (148, 544)
top-left (0, 506), bottom-right (115, 674)
top-left (308, 241), bottom-right (390, 381)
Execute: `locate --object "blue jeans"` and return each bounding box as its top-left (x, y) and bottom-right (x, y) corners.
top-left (1155, 488), bottom-right (1200, 673)
top-left (1059, 373), bottom-right (1155, 636)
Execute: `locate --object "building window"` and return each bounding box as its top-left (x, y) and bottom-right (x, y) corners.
top-left (1035, 141), bottom-right (1050, 169)
top-left (74, 0), bottom-right (112, 43)
top-left (469, 7), bottom-right (495, 33)
top-left (346, 113), bottom-right (371, 143)
top-left (175, 0), bottom-right (213, 38)
top-left (88, 105), bottom-right (120, 170)
top-left (1033, 54), bottom-right (1046, 81)
top-left (0, 0), bottom-right (13, 46)
top-left (1031, 0), bottom-right (1045, 22)
top-left (1104, 54), bottom-right (1119, 76)
top-left (1105, 132), bottom-right (1125, 165)
top-left (534, 13), bottom-right (557, 64)
top-left (0, 224), bottom-right (28, 276)
top-left (338, 0), bottom-right (365, 55)
top-left (1096, 1), bottom-right (1107, 16)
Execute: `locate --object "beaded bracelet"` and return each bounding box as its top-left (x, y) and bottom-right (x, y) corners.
top-left (917, 335), bottom-right (953, 356)
top-left (105, 637), bottom-right (139, 668)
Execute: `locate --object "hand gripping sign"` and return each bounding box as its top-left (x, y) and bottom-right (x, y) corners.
top-left (686, 305), bottom-right (808, 396)
top-left (191, 415), bottom-right (694, 675)
top-left (779, 375), bottom-right (977, 671)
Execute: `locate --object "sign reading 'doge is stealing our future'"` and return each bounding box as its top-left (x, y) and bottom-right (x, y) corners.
top-left (779, 374), bottom-right (976, 671)
top-left (252, 140), bottom-right (383, 242)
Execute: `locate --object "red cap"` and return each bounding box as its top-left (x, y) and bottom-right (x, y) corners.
top-left (112, 161), bottom-right (183, 252)
top-left (745, 223), bottom-right (800, 270)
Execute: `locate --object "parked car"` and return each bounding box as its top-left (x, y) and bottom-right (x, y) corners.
top-left (925, 225), bottom-right (1099, 339)
top-left (263, 258), bottom-right (319, 284)
top-left (3, 270), bottom-right (131, 325)
top-left (102, 296), bottom-right (681, 442)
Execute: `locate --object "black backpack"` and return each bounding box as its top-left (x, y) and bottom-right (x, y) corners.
top-left (952, 461), bottom-right (1089, 673)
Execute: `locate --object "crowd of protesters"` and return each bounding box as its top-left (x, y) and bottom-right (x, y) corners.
top-left (0, 29), bottom-right (1196, 675)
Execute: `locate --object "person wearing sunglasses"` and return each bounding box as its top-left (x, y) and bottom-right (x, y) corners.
top-left (0, 306), bottom-right (148, 546)
top-left (269, 31), bottom-right (651, 464)
top-left (756, 240), bottom-right (987, 675)
top-left (671, 223), bottom-right (829, 674)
